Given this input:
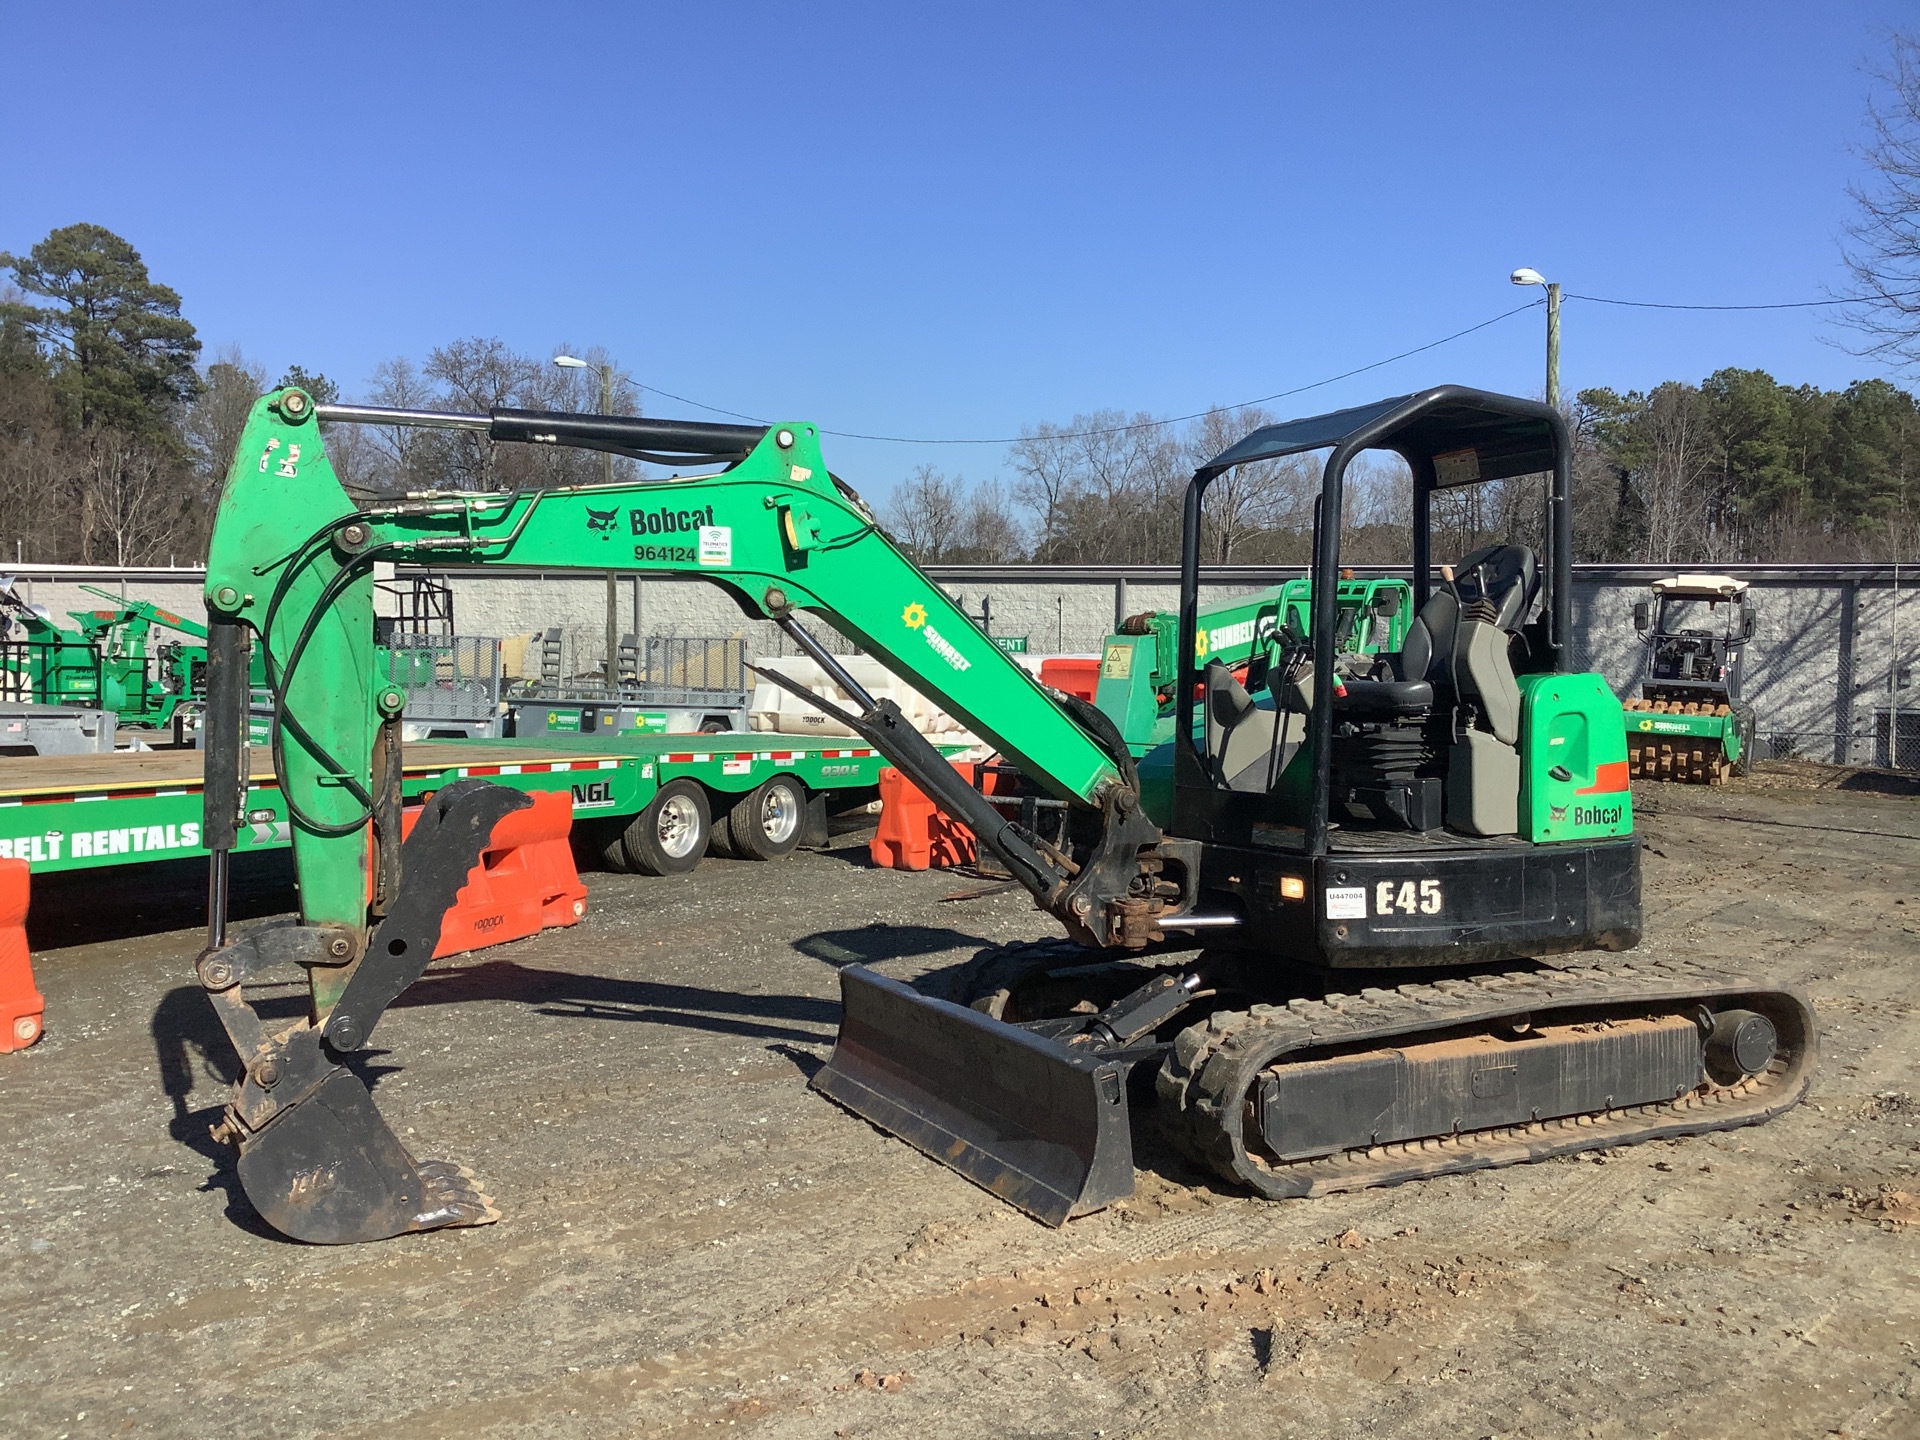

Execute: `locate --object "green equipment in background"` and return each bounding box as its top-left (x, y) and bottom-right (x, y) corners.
top-left (0, 581), bottom-right (276, 731)
top-left (1620, 575), bottom-right (1758, 785)
top-left (1094, 575), bottom-right (1412, 755)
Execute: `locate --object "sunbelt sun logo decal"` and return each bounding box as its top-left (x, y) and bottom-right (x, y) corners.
top-left (903, 600), bottom-right (971, 673)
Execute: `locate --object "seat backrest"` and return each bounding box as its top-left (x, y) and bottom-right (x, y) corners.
top-left (1399, 587), bottom-right (1457, 685)
top-left (1203, 660), bottom-right (1289, 791)
top-left (1452, 544), bottom-right (1538, 632)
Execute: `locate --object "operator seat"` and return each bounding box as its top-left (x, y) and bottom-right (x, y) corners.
top-left (1325, 544), bottom-right (1538, 834)
top-left (1440, 545), bottom-right (1536, 834)
top-left (1337, 543), bottom-right (1537, 706)
top-left (1204, 660), bottom-right (1306, 793)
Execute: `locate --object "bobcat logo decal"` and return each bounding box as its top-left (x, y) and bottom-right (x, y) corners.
top-left (586, 506), bottom-right (618, 537)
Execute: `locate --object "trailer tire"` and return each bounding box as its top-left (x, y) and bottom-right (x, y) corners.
top-left (727, 776), bottom-right (806, 861)
top-left (595, 819), bottom-right (633, 873)
top-left (624, 780), bottom-right (710, 876)
top-left (707, 811), bottom-right (739, 858)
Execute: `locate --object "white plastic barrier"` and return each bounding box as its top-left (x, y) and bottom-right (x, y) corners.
top-left (749, 655), bottom-right (981, 742)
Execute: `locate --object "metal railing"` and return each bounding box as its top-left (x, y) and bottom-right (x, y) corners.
top-left (525, 632), bottom-right (748, 706)
top-left (386, 635), bottom-right (503, 724)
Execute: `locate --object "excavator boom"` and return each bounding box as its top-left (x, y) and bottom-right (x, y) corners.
top-left (195, 388), bottom-right (1183, 1241)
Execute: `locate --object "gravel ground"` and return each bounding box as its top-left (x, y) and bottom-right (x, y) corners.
top-left (2, 765), bottom-right (1917, 1439)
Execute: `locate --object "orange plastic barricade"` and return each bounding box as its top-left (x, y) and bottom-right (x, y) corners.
top-left (1038, 656), bottom-right (1101, 703)
top-left (0, 858), bottom-right (44, 1052)
top-left (400, 789), bottom-right (588, 958)
top-left (871, 762), bottom-right (1009, 871)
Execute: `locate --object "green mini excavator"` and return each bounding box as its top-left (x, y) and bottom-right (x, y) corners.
top-left (193, 384), bottom-right (1813, 1244)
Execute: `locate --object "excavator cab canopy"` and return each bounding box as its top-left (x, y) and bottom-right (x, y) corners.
top-left (1176, 386), bottom-right (1573, 856)
top-left (1197, 389), bottom-right (1559, 486)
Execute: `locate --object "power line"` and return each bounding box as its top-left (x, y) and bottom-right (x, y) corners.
top-left (1566, 287), bottom-right (1920, 311)
top-left (638, 298), bottom-right (1545, 446)
top-left (634, 283), bottom-right (1920, 447)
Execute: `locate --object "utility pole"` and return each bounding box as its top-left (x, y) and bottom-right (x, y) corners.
top-left (1510, 268), bottom-right (1561, 408)
top-left (555, 354), bottom-right (624, 695)
top-left (1544, 281), bottom-right (1561, 409)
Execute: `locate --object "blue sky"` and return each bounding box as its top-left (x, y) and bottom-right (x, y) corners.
top-left (2, 2), bottom-right (1910, 493)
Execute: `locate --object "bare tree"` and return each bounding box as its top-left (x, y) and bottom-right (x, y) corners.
top-left (1183, 405), bottom-right (1317, 561)
top-left (884, 464), bottom-right (967, 560)
top-left (0, 362), bottom-right (81, 564)
top-left (1841, 31), bottom-right (1920, 368)
top-left (951, 477), bottom-right (1026, 562)
top-left (1009, 420), bottom-right (1079, 559)
top-left (359, 356), bottom-right (448, 492)
top-left (344, 339), bottom-right (641, 494)
top-left (183, 346), bottom-right (268, 523)
top-left (84, 429), bottom-right (190, 565)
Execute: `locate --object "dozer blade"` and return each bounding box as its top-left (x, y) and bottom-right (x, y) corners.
top-left (234, 1050), bottom-right (499, 1245)
top-left (812, 965), bottom-right (1139, 1226)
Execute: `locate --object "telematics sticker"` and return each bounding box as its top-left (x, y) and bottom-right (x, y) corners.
top-left (1434, 447), bottom-right (1480, 485)
top-left (1324, 886), bottom-right (1368, 919)
top-left (698, 525), bottom-right (732, 566)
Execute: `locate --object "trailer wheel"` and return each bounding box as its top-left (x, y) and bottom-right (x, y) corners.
top-left (579, 819), bottom-right (629, 873)
top-left (727, 776), bottom-right (806, 861)
top-left (624, 780), bottom-right (710, 876)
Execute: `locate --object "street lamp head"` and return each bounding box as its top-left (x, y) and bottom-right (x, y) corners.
top-left (1510, 267), bottom-right (1548, 288)
top-left (552, 354), bottom-right (589, 369)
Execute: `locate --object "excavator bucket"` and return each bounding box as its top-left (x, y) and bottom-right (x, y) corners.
top-left (201, 780), bottom-right (529, 1244)
top-left (234, 1057), bottom-right (498, 1244)
top-left (812, 966), bottom-right (1139, 1225)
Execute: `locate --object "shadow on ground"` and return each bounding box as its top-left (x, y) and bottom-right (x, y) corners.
top-left (28, 850), bottom-right (298, 949)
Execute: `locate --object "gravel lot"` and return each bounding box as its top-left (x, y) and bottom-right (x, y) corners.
top-left (2, 765), bottom-right (1917, 1439)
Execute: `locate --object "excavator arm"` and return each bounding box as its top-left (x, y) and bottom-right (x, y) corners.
top-left (194, 388), bottom-right (1182, 1242)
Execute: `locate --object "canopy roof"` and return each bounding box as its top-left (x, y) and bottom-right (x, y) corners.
top-left (1652, 574), bottom-right (1749, 598)
top-left (1198, 385), bottom-right (1561, 487)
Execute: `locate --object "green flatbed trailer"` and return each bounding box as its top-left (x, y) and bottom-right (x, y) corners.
top-left (0, 732), bottom-right (951, 877)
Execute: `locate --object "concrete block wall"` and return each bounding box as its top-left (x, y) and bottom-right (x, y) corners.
top-left (9, 563), bottom-right (1917, 764)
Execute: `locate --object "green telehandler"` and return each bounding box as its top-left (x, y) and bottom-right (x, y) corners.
top-left (1096, 574), bottom-right (1411, 756)
top-left (192, 384), bottom-right (1813, 1244)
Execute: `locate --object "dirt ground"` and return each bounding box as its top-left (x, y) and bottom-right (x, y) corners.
top-left (3, 763), bottom-right (1918, 1439)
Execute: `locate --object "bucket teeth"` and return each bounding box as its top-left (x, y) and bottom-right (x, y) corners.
top-left (415, 1160), bottom-right (503, 1228)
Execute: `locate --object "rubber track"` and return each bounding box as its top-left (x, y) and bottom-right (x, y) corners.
top-left (1154, 958), bottom-right (1816, 1199)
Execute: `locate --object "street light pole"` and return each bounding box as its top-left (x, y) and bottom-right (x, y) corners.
top-left (1544, 281), bottom-right (1561, 410)
top-left (1509, 268), bottom-right (1561, 409)
top-left (556, 353), bottom-right (625, 694)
